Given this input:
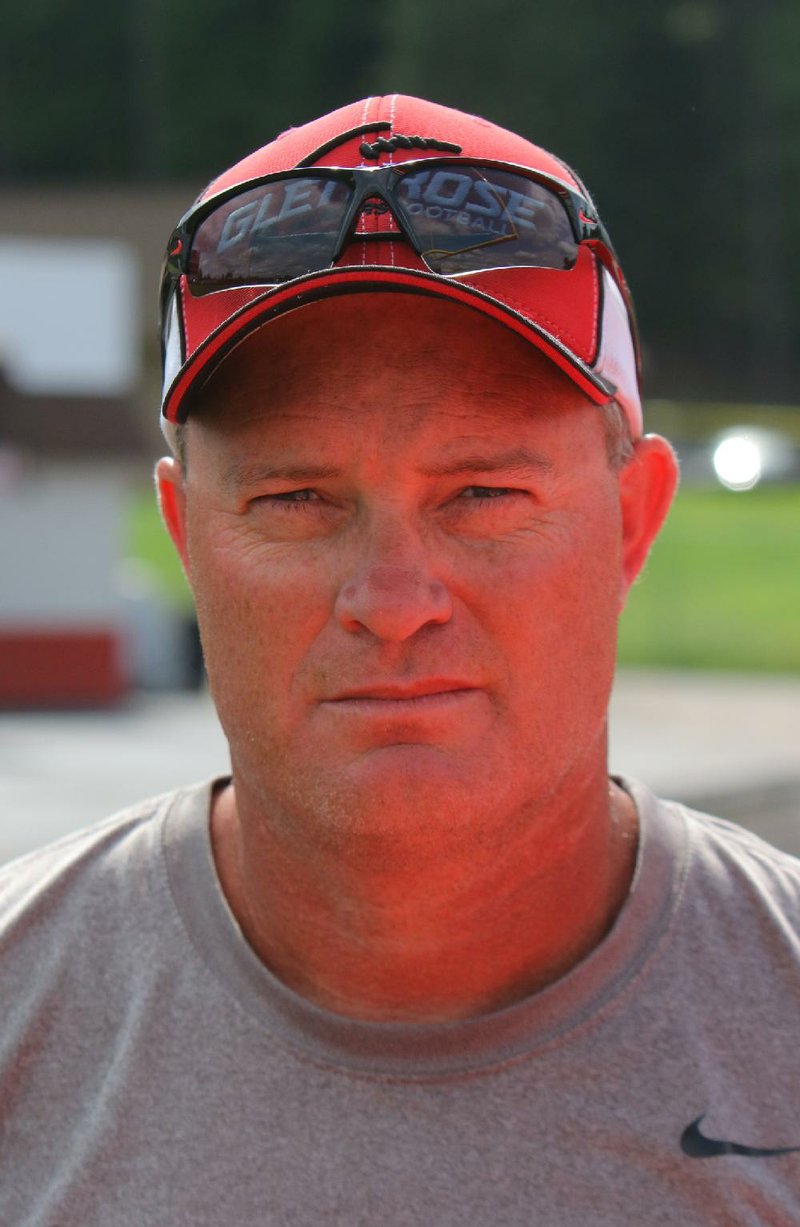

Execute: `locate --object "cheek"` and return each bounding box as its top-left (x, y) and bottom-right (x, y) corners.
top-left (186, 521), bottom-right (334, 719)
top-left (487, 507), bottom-right (623, 730)
top-left (489, 501), bottom-right (622, 633)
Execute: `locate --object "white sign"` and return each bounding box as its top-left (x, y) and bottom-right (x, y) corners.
top-left (0, 237), bottom-right (138, 395)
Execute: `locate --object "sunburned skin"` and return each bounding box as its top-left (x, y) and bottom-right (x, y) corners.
top-left (157, 293), bottom-right (677, 1023)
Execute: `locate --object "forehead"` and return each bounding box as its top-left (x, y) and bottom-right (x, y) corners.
top-left (186, 293), bottom-right (595, 451)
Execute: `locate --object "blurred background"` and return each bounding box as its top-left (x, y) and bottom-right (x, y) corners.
top-left (1, 0), bottom-right (798, 860)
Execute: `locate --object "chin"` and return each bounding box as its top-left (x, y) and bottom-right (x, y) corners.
top-left (241, 741), bottom-right (512, 849)
top-left (340, 746), bottom-right (531, 846)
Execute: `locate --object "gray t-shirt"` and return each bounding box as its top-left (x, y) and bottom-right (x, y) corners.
top-left (2, 777), bottom-right (800, 1225)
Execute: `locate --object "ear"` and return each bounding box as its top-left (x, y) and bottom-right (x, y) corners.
top-left (618, 434), bottom-right (678, 607)
top-left (155, 456), bottom-right (190, 575)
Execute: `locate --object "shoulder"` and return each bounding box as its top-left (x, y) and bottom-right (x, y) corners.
top-left (681, 800), bottom-right (800, 910)
top-left (625, 777), bottom-right (800, 893)
top-left (0, 779), bottom-right (220, 1079)
top-left (0, 781), bottom-right (214, 972)
top-left (628, 779), bottom-right (800, 957)
top-left (2, 787), bottom-right (174, 903)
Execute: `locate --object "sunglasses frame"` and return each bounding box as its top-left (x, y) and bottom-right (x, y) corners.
top-left (161, 157), bottom-right (639, 370)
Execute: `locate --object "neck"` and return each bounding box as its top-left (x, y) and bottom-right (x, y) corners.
top-left (210, 764), bottom-right (638, 1024)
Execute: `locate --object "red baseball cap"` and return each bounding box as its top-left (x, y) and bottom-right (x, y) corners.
top-left (159, 94), bottom-right (642, 446)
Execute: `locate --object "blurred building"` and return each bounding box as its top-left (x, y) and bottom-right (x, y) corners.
top-left (0, 189), bottom-right (226, 705)
top-left (0, 237), bottom-right (141, 704)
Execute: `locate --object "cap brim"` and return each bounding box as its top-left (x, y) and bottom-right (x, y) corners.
top-left (162, 265), bottom-right (618, 426)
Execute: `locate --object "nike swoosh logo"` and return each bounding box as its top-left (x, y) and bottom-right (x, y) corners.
top-left (681, 1114), bottom-right (800, 1159)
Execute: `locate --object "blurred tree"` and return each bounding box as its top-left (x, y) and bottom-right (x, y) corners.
top-left (3, 0), bottom-right (798, 403)
top-left (142, 0), bottom-right (390, 185)
top-left (3, 0), bottom-right (130, 178)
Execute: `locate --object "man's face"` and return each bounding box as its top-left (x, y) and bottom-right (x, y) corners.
top-left (159, 295), bottom-right (672, 848)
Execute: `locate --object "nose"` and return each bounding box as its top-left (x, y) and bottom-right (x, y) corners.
top-left (334, 531), bottom-right (453, 642)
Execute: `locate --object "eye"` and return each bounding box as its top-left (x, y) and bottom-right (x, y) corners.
top-left (260, 488), bottom-right (321, 507)
top-left (459, 485), bottom-right (517, 501)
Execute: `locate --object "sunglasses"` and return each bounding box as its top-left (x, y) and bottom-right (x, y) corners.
top-left (162, 157), bottom-right (633, 314)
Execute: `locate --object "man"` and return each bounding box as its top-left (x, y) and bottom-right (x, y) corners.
top-left (2, 95), bottom-right (799, 1224)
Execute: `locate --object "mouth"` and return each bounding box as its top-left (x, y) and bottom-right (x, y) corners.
top-left (327, 680), bottom-right (478, 702)
top-left (320, 682), bottom-right (483, 724)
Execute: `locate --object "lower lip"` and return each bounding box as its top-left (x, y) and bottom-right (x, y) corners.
top-left (324, 689), bottom-right (479, 715)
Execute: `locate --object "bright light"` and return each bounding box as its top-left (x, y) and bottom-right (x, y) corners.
top-left (712, 435), bottom-right (762, 491)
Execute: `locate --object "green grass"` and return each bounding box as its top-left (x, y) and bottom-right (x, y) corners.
top-left (127, 483), bottom-right (800, 672)
top-left (619, 485), bottom-right (800, 671)
top-left (127, 489), bottom-right (193, 609)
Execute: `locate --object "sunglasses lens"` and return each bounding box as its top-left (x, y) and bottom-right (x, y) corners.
top-left (179, 165), bottom-right (582, 294)
top-left (394, 166), bottom-right (578, 275)
top-left (186, 176), bottom-right (353, 293)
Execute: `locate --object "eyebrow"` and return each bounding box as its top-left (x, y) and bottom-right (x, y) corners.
top-left (420, 447), bottom-right (555, 479)
top-left (223, 447), bottom-right (555, 491)
top-left (224, 461), bottom-right (342, 492)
